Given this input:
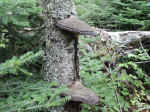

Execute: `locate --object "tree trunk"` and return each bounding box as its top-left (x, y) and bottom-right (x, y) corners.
top-left (41, 0), bottom-right (80, 111)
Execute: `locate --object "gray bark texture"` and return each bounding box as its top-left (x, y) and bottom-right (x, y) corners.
top-left (99, 30), bottom-right (150, 55)
top-left (41, 0), bottom-right (80, 111)
top-left (41, 0), bottom-right (77, 86)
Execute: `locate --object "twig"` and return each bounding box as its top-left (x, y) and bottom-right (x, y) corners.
top-left (135, 60), bottom-right (150, 64)
top-left (139, 39), bottom-right (150, 59)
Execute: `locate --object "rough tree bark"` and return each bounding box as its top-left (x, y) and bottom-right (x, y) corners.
top-left (99, 30), bottom-right (150, 55)
top-left (41, 0), bottom-right (80, 112)
top-left (99, 30), bottom-right (150, 45)
top-left (41, 0), bottom-right (77, 85)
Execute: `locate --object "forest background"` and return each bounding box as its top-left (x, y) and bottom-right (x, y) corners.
top-left (0, 0), bottom-right (150, 112)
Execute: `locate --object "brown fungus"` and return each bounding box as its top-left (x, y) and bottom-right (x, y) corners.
top-left (56, 16), bottom-right (98, 36)
top-left (56, 16), bottom-right (99, 105)
top-left (63, 81), bottom-right (99, 105)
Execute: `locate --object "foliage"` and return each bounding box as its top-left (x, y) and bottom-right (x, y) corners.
top-left (0, 50), bottom-right (69, 112)
top-left (79, 36), bottom-right (150, 112)
top-left (0, 51), bottom-right (42, 76)
top-left (74, 0), bottom-right (150, 30)
top-left (0, 75), bottom-right (69, 112)
top-left (0, 0), bottom-right (43, 62)
top-left (0, 0), bottom-right (42, 26)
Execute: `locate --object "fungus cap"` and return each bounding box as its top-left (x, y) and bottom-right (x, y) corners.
top-left (56, 16), bottom-right (98, 36)
top-left (63, 81), bottom-right (99, 105)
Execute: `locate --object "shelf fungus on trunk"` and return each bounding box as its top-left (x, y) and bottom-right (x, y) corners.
top-left (56, 16), bottom-right (98, 36)
top-left (56, 16), bottom-right (99, 105)
top-left (63, 81), bottom-right (99, 105)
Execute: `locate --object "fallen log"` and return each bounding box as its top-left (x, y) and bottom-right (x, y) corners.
top-left (98, 30), bottom-right (150, 55)
top-left (99, 30), bottom-right (150, 45)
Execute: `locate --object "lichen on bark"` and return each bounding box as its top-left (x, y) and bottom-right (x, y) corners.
top-left (42, 0), bottom-right (77, 86)
top-left (41, 0), bottom-right (80, 111)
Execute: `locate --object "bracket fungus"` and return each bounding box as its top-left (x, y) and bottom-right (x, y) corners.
top-left (56, 16), bottom-right (98, 36)
top-left (56, 16), bottom-right (99, 105)
top-left (63, 81), bottom-right (99, 105)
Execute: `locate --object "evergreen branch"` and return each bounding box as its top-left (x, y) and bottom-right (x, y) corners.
top-left (0, 50), bottom-right (43, 76)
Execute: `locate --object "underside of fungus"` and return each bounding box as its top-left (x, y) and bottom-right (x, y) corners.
top-left (62, 81), bottom-right (99, 105)
top-left (56, 16), bottom-right (98, 36)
